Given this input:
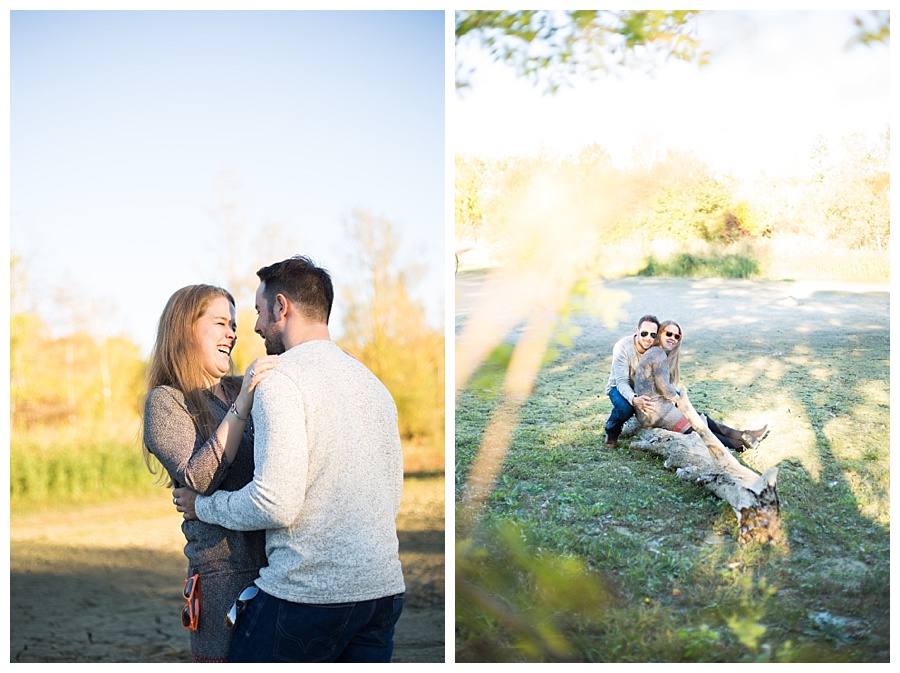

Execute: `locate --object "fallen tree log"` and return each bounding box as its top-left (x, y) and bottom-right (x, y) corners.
top-left (623, 387), bottom-right (781, 544)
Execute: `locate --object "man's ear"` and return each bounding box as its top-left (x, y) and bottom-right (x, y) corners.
top-left (274, 293), bottom-right (289, 321)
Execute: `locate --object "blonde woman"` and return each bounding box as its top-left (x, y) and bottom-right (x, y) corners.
top-left (142, 284), bottom-right (278, 662)
top-left (634, 320), bottom-right (767, 451)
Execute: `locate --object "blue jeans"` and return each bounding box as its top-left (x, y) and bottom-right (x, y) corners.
top-left (228, 588), bottom-right (405, 663)
top-left (604, 388), bottom-right (634, 438)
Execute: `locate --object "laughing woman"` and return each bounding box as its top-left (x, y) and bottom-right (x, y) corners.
top-left (633, 319), bottom-right (768, 452)
top-left (142, 284), bottom-right (278, 662)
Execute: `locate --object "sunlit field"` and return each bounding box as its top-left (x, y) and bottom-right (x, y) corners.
top-left (455, 269), bottom-right (889, 662)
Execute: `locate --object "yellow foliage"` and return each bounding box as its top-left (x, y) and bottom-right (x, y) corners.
top-left (339, 210), bottom-right (445, 453)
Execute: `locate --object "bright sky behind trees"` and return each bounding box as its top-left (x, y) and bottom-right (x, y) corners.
top-left (453, 10), bottom-right (889, 181)
top-left (10, 10), bottom-right (445, 355)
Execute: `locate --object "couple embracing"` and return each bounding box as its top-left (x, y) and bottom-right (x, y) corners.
top-left (142, 255), bottom-right (405, 663)
top-left (604, 314), bottom-right (768, 451)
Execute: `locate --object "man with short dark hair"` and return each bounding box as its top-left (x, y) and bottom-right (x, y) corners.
top-left (175, 255), bottom-right (405, 662)
top-left (603, 314), bottom-right (659, 447)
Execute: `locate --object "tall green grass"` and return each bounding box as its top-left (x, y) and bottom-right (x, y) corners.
top-left (630, 235), bottom-right (889, 282)
top-left (11, 419), bottom-right (444, 512)
top-left (10, 419), bottom-right (159, 511)
top-left (11, 438), bottom-right (159, 511)
top-left (639, 251), bottom-right (759, 278)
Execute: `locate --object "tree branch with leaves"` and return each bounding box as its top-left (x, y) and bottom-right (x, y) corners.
top-left (456, 9), bottom-right (708, 94)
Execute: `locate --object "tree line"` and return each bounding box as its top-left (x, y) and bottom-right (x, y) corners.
top-left (456, 130), bottom-right (890, 276)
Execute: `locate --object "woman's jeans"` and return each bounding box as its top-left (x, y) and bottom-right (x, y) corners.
top-left (228, 588), bottom-right (405, 663)
top-left (605, 388), bottom-right (634, 438)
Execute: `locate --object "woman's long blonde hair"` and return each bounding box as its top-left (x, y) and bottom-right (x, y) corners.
top-left (655, 319), bottom-right (683, 387)
top-left (141, 284), bottom-right (240, 479)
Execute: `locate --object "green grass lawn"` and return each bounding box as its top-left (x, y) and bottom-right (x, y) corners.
top-left (455, 280), bottom-right (889, 662)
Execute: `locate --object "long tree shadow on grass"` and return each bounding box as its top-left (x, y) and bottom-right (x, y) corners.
top-left (455, 277), bottom-right (889, 662)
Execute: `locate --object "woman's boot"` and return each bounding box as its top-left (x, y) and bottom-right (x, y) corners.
top-left (740, 424), bottom-right (769, 451)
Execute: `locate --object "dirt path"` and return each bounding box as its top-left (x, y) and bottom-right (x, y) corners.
top-left (9, 476), bottom-right (445, 663)
top-left (456, 272), bottom-right (890, 338)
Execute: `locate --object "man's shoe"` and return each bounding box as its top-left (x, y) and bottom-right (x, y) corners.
top-left (605, 434), bottom-right (618, 448)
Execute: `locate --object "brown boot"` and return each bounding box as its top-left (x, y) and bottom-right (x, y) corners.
top-left (740, 425), bottom-right (769, 450)
top-left (745, 425), bottom-right (768, 440)
top-left (605, 433), bottom-right (618, 448)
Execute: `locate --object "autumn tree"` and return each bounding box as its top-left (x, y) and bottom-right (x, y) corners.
top-left (339, 210), bottom-right (444, 462)
top-left (10, 252), bottom-right (145, 433)
top-left (803, 131), bottom-right (890, 250)
top-left (455, 154), bottom-right (488, 243)
top-left (10, 253), bottom-right (50, 425)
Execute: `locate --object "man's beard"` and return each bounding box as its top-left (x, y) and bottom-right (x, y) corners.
top-left (262, 307), bottom-right (286, 355)
top-left (264, 332), bottom-right (286, 355)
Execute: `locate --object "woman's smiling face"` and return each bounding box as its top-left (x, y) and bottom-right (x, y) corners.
top-left (194, 295), bottom-right (237, 385)
top-left (660, 325), bottom-right (682, 352)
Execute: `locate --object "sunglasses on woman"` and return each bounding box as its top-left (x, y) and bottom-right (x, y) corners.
top-left (182, 574), bottom-right (200, 631)
top-left (664, 331), bottom-right (682, 340)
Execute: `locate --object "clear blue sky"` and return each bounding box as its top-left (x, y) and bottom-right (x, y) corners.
top-left (10, 10), bottom-right (445, 355)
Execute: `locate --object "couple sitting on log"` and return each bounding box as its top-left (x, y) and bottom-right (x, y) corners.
top-left (603, 314), bottom-right (769, 451)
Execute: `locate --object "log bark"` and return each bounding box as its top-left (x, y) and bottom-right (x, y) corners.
top-left (624, 387), bottom-right (781, 544)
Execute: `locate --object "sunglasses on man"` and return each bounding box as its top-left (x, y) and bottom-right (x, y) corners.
top-left (225, 584), bottom-right (260, 629)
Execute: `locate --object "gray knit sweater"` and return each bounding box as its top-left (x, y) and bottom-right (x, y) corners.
top-left (195, 340), bottom-right (406, 604)
top-left (633, 346), bottom-right (690, 433)
top-left (605, 335), bottom-right (641, 403)
top-left (143, 384), bottom-right (266, 574)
